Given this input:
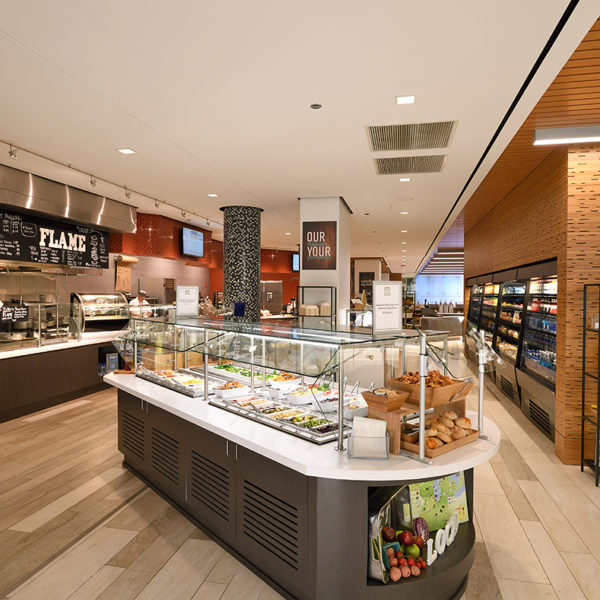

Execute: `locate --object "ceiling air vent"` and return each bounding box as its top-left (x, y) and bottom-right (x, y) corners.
top-left (368, 121), bottom-right (455, 151)
top-left (375, 155), bottom-right (445, 175)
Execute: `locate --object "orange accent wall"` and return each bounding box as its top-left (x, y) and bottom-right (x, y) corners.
top-left (112, 214), bottom-right (299, 302)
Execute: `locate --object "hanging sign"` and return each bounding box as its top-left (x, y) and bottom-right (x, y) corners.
top-left (302, 221), bottom-right (337, 270)
top-left (0, 206), bottom-right (109, 268)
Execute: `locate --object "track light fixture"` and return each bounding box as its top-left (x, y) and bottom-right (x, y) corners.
top-left (181, 210), bottom-right (186, 218)
top-left (154, 199), bottom-right (160, 208)
top-left (8, 145), bottom-right (17, 160)
top-left (90, 176), bottom-right (97, 187)
top-left (124, 186), bottom-right (131, 199)
top-left (206, 219), bottom-right (210, 227)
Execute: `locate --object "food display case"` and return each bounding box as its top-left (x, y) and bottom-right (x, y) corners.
top-left (466, 283), bottom-right (483, 328)
top-left (71, 292), bottom-right (129, 332)
top-left (115, 317), bottom-right (409, 445)
top-left (494, 281), bottom-right (526, 366)
top-left (0, 301), bottom-right (82, 352)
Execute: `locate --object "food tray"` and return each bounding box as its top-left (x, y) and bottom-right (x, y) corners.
top-left (215, 385), bottom-right (251, 399)
top-left (386, 378), bottom-right (473, 408)
top-left (270, 377), bottom-right (302, 390)
top-left (400, 429), bottom-right (480, 458)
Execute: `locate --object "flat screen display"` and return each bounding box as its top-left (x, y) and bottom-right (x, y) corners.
top-left (182, 228), bottom-right (204, 257)
top-left (292, 253), bottom-right (300, 272)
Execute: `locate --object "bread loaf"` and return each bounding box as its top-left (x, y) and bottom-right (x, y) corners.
top-left (442, 409), bottom-right (458, 420)
top-left (439, 416), bottom-right (454, 428)
top-left (455, 417), bottom-right (472, 429)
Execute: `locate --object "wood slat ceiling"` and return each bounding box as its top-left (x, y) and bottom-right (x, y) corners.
top-left (464, 18), bottom-right (600, 233)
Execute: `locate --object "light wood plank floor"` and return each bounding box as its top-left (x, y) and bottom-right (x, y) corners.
top-left (1, 343), bottom-right (599, 599)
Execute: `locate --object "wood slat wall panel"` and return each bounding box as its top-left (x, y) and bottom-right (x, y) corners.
top-left (464, 18), bottom-right (600, 233)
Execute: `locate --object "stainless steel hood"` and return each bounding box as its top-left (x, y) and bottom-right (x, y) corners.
top-left (0, 163), bottom-right (136, 233)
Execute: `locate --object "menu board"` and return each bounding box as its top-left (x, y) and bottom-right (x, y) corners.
top-left (1, 305), bottom-right (29, 323)
top-left (0, 207), bottom-right (109, 268)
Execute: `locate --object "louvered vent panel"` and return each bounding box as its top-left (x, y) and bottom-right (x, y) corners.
top-left (151, 427), bottom-right (180, 484)
top-left (529, 400), bottom-right (552, 438)
top-left (368, 121), bottom-right (454, 151)
top-left (190, 450), bottom-right (231, 521)
top-left (375, 155), bottom-right (445, 175)
top-left (242, 480), bottom-right (299, 570)
top-left (122, 411), bottom-right (145, 460)
top-left (500, 376), bottom-right (515, 401)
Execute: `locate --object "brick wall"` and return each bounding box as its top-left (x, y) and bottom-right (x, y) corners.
top-left (465, 145), bottom-right (600, 463)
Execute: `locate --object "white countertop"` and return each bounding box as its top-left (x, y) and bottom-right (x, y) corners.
top-left (104, 373), bottom-right (500, 482)
top-left (0, 330), bottom-right (121, 360)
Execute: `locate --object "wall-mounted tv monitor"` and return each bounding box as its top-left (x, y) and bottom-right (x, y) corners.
top-left (182, 227), bottom-right (204, 257)
top-left (292, 253), bottom-right (300, 272)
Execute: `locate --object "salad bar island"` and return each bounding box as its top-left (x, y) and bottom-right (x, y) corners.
top-left (106, 318), bottom-right (500, 600)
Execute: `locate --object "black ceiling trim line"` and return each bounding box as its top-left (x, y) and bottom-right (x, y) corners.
top-left (415, 0), bottom-right (581, 275)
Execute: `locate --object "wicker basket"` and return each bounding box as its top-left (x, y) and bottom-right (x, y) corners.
top-left (362, 389), bottom-right (409, 412)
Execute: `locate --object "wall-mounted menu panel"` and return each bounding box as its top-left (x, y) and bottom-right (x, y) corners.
top-left (0, 206), bottom-right (109, 268)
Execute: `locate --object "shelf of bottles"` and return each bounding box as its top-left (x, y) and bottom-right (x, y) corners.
top-left (479, 283), bottom-right (500, 344)
top-left (494, 281), bottom-right (526, 365)
top-left (467, 284), bottom-right (484, 327)
top-left (520, 276), bottom-right (557, 389)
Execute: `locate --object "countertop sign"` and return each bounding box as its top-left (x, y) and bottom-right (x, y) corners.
top-left (1, 305), bottom-right (29, 323)
top-left (0, 207), bottom-right (109, 268)
top-left (302, 221), bottom-right (337, 270)
top-left (372, 281), bottom-right (403, 332)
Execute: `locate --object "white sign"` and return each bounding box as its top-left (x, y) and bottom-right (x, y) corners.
top-left (176, 285), bottom-right (199, 317)
top-left (372, 280), bottom-right (403, 332)
top-left (426, 514), bottom-right (459, 566)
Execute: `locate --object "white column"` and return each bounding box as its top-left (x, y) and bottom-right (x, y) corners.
top-left (299, 196), bottom-right (351, 321)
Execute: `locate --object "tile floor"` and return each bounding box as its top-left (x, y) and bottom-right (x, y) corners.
top-left (1, 343), bottom-right (599, 599)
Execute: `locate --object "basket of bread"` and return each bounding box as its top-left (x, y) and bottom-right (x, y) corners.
top-left (387, 370), bottom-right (473, 408)
top-left (400, 409), bottom-right (479, 458)
top-left (362, 387), bottom-right (409, 412)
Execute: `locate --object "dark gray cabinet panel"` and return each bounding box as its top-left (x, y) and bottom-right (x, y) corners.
top-left (235, 445), bottom-right (310, 599)
top-left (184, 423), bottom-right (236, 545)
top-left (147, 405), bottom-right (186, 504)
top-left (118, 392), bottom-right (150, 477)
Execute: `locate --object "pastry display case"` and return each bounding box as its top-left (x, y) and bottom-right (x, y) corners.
top-left (466, 284), bottom-right (483, 328)
top-left (71, 292), bottom-right (129, 332)
top-left (494, 281), bottom-right (526, 365)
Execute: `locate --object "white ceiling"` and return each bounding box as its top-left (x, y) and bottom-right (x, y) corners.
top-left (0, 1), bottom-right (597, 272)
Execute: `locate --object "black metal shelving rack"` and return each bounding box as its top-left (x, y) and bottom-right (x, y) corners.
top-left (581, 283), bottom-right (600, 486)
top-left (467, 284), bottom-right (483, 329)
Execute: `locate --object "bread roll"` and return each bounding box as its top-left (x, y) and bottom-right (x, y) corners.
top-left (435, 422), bottom-right (448, 433)
top-left (455, 417), bottom-right (472, 429)
top-left (442, 409), bottom-right (458, 420)
top-left (426, 438), bottom-right (438, 449)
top-left (437, 432), bottom-right (453, 443)
top-left (424, 426), bottom-right (438, 437)
top-left (433, 437), bottom-right (445, 447)
top-left (439, 416), bottom-right (454, 428)
top-left (451, 428), bottom-right (467, 440)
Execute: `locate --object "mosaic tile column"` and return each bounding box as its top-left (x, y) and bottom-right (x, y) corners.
top-left (220, 205), bottom-right (263, 322)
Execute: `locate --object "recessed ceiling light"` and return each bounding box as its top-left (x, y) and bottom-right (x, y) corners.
top-left (401, 230), bottom-right (407, 233)
top-left (364, 212), bottom-right (370, 216)
top-left (372, 230), bottom-right (378, 233)
top-left (284, 232), bottom-right (292, 235)
top-left (401, 242), bottom-right (407, 244)
top-left (117, 148), bottom-right (135, 155)
top-left (310, 103), bottom-right (322, 110)
top-left (400, 211), bottom-right (409, 215)
top-left (402, 250), bottom-right (407, 252)
top-left (400, 177), bottom-right (411, 182)
top-left (396, 95), bottom-right (415, 105)
top-left (208, 193), bottom-right (219, 198)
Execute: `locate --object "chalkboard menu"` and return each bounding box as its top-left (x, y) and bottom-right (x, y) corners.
top-left (0, 207), bottom-right (109, 268)
top-left (1, 305), bottom-right (29, 323)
